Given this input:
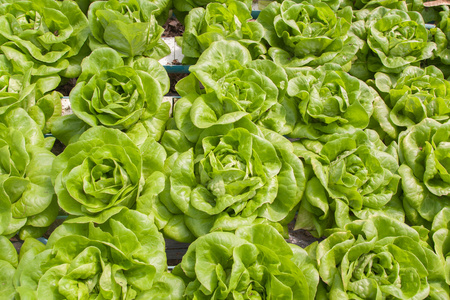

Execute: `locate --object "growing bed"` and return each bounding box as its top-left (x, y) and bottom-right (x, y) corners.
top-left (2, 0), bottom-right (450, 299)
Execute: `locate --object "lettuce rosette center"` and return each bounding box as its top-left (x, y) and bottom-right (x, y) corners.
top-left (258, 0), bottom-right (358, 67)
top-left (365, 7), bottom-right (435, 73)
top-left (217, 68), bottom-right (278, 117)
top-left (68, 150), bottom-right (138, 214)
top-left (0, 0), bottom-right (90, 79)
top-left (52, 127), bottom-right (144, 222)
top-left (287, 64), bottom-right (376, 139)
top-left (156, 120), bottom-right (305, 242)
top-left (295, 130), bottom-right (402, 236)
top-left (327, 142), bottom-right (399, 208)
top-left (309, 215), bottom-right (449, 299)
top-left (67, 48), bottom-right (168, 134)
top-left (191, 128), bottom-right (281, 215)
top-left (173, 224), bottom-right (319, 299)
top-left (77, 68), bottom-right (149, 129)
top-left (175, 41), bottom-right (291, 141)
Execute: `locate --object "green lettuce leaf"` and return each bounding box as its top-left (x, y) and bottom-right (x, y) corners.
top-left (0, 236), bottom-right (18, 300)
top-left (398, 119), bottom-right (450, 227)
top-left (294, 129), bottom-right (402, 237)
top-left (432, 207), bottom-right (450, 285)
top-left (52, 126), bottom-right (166, 223)
top-left (286, 64), bottom-right (377, 140)
top-left (152, 119), bottom-right (305, 242)
top-left (0, 0), bottom-right (90, 80)
top-left (15, 209), bottom-right (175, 299)
top-left (257, 0), bottom-right (360, 68)
top-left (0, 108), bottom-right (57, 239)
top-left (88, 0), bottom-right (170, 59)
top-left (179, 1), bottom-right (266, 63)
top-left (173, 224), bottom-right (319, 299)
top-left (309, 215), bottom-right (449, 299)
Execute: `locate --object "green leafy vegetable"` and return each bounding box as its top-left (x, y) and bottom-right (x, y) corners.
top-left (432, 207), bottom-right (450, 285)
top-left (152, 119), bottom-right (305, 242)
top-left (341, 0), bottom-right (419, 11)
top-left (88, 0), bottom-right (170, 59)
top-left (0, 0), bottom-right (90, 80)
top-left (0, 108), bottom-right (57, 239)
top-left (136, 273), bottom-right (186, 300)
top-left (15, 209), bottom-right (181, 299)
top-left (371, 66), bottom-right (450, 141)
top-left (286, 64), bottom-right (376, 140)
top-left (173, 0), bottom-right (252, 21)
top-left (398, 119), bottom-right (450, 227)
top-left (0, 52), bottom-right (62, 134)
top-left (430, 6), bottom-right (450, 77)
top-left (175, 40), bottom-right (290, 141)
top-left (51, 126), bottom-right (166, 223)
top-left (0, 236), bottom-right (18, 300)
top-left (0, 55), bottom-right (34, 116)
top-left (257, 0), bottom-right (360, 68)
top-left (352, 7), bottom-right (435, 77)
top-left (173, 224), bottom-right (319, 299)
top-left (179, 1), bottom-right (266, 64)
top-left (51, 48), bottom-right (171, 145)
top-left (75, 0), bottom-right (172, 24)
top-left (308, 215), bottom-right (449, 299)
top-left (294, 129), bottom-right (402, 237)
top-left (67, 48), bottom-right (169, 136)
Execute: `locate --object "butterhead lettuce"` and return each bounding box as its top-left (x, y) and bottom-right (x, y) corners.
top-left (175, 40), bottom-right (291, 141)
top-left (14, 209), bottom-right (179, 299)
top-left (52, 48), bottom-right (170, 145)
top-left (286, 64), bottom-right (377, 140)
top-left (257, 0), bottom-right (360, 68)
top-left (88, 0), bottom-right (170, 59)
top-left (398, 119), bottom-right (450, 227)
top-left (71, 48), bottom-right (168, 130)
top-left (153, 119), bottom-right (305, 242)
top-left (51, 126), bottom-right (166, 223)
top-left (308, 215), bottom-right (449, 299)
top-left (0, 0), bottom-right (90, 80)
top-left (173, 224), bottom-right (319, 299)
top-left (372, 66), bottom-right (450, 140)
top-left (179, 1), bottom-right (266, 64)
top-left (294, 129), bottom-right (402, 237)
top-left (355, 7), bottom-right (435, 75)
top-left (0, 108), bottom-right (57, 239)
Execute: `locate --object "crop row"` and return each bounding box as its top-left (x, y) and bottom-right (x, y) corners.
top-left (1, 0), bottom-right (450, 299)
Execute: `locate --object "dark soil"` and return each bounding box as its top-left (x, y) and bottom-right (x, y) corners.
top-left (51, 139), bottom-right (66, 155)
top-left (162, 16), bottom-right (184, 38)
top-left (56, 78), bottom-right (77, 96)
top-left (11, 236), bottom-right (22, 254)
top-left (43, 219), bottom-right (65, 239)
top-left (168, 72), bottom-right (189, 95)
top-left (287, 221), bottom-right (322, 248)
